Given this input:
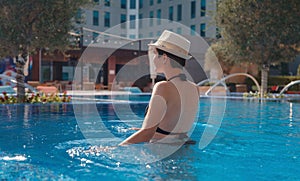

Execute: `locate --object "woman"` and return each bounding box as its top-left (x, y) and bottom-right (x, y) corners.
top-left (119, 30), bottom-right (199, 146)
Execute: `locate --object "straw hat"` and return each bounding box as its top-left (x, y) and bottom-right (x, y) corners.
top-left (149, 30), bottom-right (192, 60)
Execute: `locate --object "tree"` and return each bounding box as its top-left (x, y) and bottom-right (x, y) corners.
top-left (213, 0), bottom-right (300, 94)
top-left (0, 0), bottom-right (91, 102)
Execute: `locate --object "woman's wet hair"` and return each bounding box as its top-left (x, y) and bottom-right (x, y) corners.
top-left (157, 48), bottom-right (186, 68)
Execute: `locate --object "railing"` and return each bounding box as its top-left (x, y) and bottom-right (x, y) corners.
top-left (279, 80), bottom-right (300, 96)
top-left (204, 73), bottom-right (260, 96)
top-left (0, 74), bottom-right (36, 93)
top-left (197, 79), bottom-right (229, 95)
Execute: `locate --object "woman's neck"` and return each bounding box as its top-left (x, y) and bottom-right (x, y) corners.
top-left (164, 69), bottom-right (183, 81)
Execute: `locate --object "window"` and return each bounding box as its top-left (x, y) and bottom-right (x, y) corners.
top-left (156, 31), bottom-right (161, 36)
top-left (130, 15), bottom-right (136, 29)
top-left (200, 23), bottom-right (206, 37)
top-left (149, 11), bottom-right (154, 26)
top-left (201, 0), bottom-right (206, 16)
top-left (75, 9), bottom-right (83, 24)
top-left (104, 0), bottom-right (110, 6)
top-left (157, 0), bottom-right (161, 3)
top-left (93, 32), bottom-right (99, 40)
top-left (62, 66), bottom-right (74, 81)
top-left (216, 27), bottom-right (221, 38)
top-left (104, 12), bottom-right (110, 27)
top-left (139, 0), bottom-right (143, 9)
top-left (129, 35), bottom-right (136, 39)
top-left (130, 0), bottom-right (136, 9)
top-left (177, 27), bottom-right (182, 34)
top-left (121, 0), bottom-right (126, 9)
top-left (190, 25), bottom-right (196, 35)
top-left (149, 32), bottom-right (153, 37)
top-left (41, 61), bottom-right (52, 82)
top-left (150, 0), bottom-right (154, 6)
top-left (177, 4), bottom-right (182, 21)
top-left (120, 14), bottom-right (126, 29)
top-left (169, 6), bottom-right (173, 21)
top-left (191, 1), bottom-right (196, 19)
top-left (93, 10), bottom-right (99, 26)
top-left (157, 9), bottom-right (161, 25)
top-left (94, 0), bottom-right (99, 3)
top-left (139, 14), bottom-right (143, 28)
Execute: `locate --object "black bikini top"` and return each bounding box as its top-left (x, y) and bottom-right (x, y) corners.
top-left (144, 104), bottom-right (196, 145)
top-left (156, 127), bottom-right (187, 136)
top-left (144, 105), bottom-right (186, 136)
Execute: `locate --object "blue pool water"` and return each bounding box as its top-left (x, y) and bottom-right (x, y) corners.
top-left (0, 96), bottom-right (299, 180)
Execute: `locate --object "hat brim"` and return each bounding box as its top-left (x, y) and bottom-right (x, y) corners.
top-left (148, 42), bottom-right (192, 60)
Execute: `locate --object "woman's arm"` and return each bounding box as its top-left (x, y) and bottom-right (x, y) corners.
top-left (119, 127), bottom-right (157, 146)
top-left (119, 82), bottom-right (168, 146)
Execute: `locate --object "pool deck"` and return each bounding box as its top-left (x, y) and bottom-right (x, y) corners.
top-left (66, 90), bottom-right (151, 96)
top-left (66, 86), bottom-right (227, 96)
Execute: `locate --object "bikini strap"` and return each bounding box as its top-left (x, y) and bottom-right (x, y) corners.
top-left (167, 74), bottom-right (186, 81)
top-left (156, 127), bottom-right (187, 136)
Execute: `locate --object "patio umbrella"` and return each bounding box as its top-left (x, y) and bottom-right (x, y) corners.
top-left (148, 41), bottom-right (157, 87)
top-left (24, 54), bottom-right (30, 76)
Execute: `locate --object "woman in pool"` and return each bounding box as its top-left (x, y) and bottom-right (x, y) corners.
top-left (120, 30), bottom-right (199, 146)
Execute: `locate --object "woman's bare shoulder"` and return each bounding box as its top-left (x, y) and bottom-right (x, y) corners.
top-left (153, 81), bottom-right (169, 90)
top-left (152, 81), bottom-right (172, 96)
top-left (154, 80), bottom-right (168, 87)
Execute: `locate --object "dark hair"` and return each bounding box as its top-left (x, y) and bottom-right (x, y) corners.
top-left (157, 48), bottom-right (186, 68)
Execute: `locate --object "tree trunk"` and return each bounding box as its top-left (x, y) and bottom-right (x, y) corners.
top-left (261, 67), bottom-right (269, 98)
top-left (16, 58), bottom-right (26, 103)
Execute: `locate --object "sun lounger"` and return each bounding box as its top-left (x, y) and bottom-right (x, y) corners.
top-left (0, 86), bottom-right (16, 94)
top-left (123, 87), bottom-right (142, 93)
top-left (36, 86), bottom-right (58, 94)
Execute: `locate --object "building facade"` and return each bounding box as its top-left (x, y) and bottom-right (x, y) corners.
top-left (31, 0), bottom-right (218, 90)
top-left (80, 0), bottom-right (217, 45)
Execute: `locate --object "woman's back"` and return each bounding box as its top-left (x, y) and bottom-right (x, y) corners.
top-left (151, 80), bottom-right (199, 139)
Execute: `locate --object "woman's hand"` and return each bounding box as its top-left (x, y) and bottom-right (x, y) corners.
top-left (119, 127), bottom-right (157, 146)
top-left (128, 127), bottom-right (140, 131)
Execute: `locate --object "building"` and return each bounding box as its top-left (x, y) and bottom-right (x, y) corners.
top-left (81, 0), bottom-right (217, 43)
top-left (30, 0), bottom-right (218, 91)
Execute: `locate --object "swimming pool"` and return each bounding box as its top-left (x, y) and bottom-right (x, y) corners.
top-left (0, 96), bottom-right (299, 180)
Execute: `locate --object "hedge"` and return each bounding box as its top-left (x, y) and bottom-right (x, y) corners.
top-left (268, 76), bottom-right (300, 90)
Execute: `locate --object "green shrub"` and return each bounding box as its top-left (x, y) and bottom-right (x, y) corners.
top-left (268, 76), bottom-right (300, 91)
top-left (0, 92), bottom-right (71, 104)
top-left (268, 76), bottom-right (300, 85)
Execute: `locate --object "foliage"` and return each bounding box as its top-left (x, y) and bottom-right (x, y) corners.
top-left (214, 0), bottom-right (300, 66)
top-left (0, 0), bottom-right (91, 101)
top-left (268, 76), bottom-right (300, 86)
top-left (213, 0), bottom-right (300, 94)
top-left (243, 92), bottom-right (284, 99)
top-left (0, 0), bottom-right (92, 57)
top-left (0, 92), bottom-right (71, 104)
